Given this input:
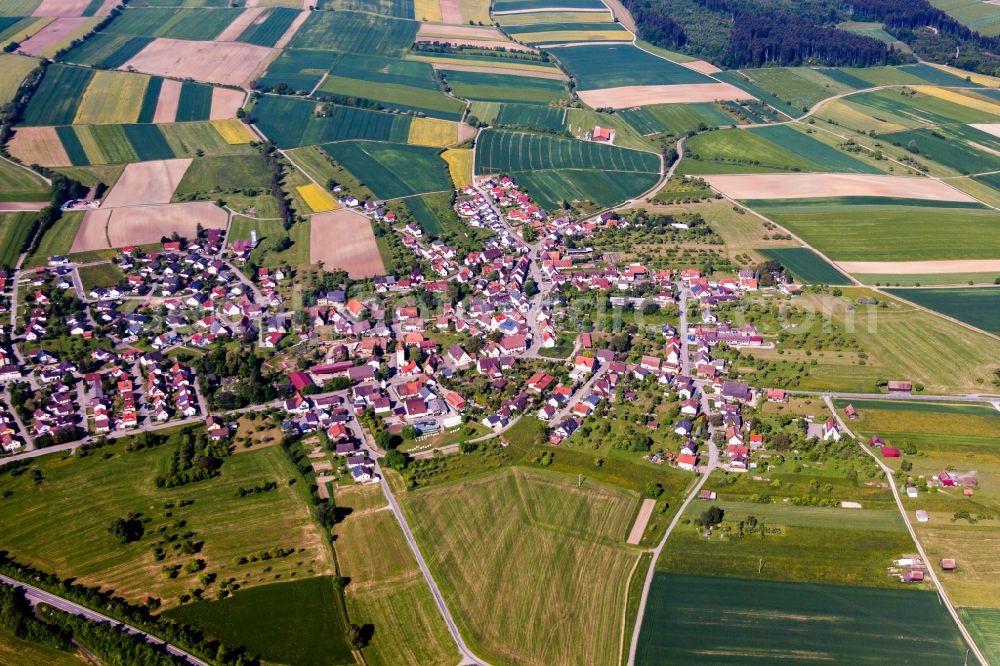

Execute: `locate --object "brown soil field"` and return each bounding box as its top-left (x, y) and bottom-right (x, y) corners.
top-left (310, 209), bottom-right (385, 278)
top-left (683, 59), bottom-right (721, 74)
top-left (838, 260), bottom-right (1000, 274)
top-left (577, 82), bottom-right (751, 108)
top-left (430, 62), bottom-right (566, 80)
top-left (152, 78), bottom-right (182, 123)
top-left (703, 173), bottom-right (978, 202)
top-left (626, 498), bottom-right (655, 545)
top-left (7, 126), bottom-right (70, 167)
top-left (18, 17), bottom-right (90, 56)
top-left (33, 0), bottom-right (91, 17)
top-left (214, 7), bottom-right (267, 42)
top-left (121, 38), bottom-right (274, 87)
top-left (101, 158), bottom-right (193, 208)
top-left (72, 201), bottom-right (227, 252)
top-left (209, 87), bottom-right (245, 120)
top-left (273, 9), bottom-right (309, 49)
top-left (440, 0), bottom-right (463, 24)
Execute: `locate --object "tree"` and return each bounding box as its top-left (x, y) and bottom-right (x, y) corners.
top-left (384, 448), bottom-right (409, 470)
top-left (108, 514), bottom-right (145, 544)
top-left (346, 623), bottom-right (371, 649)
top-left (644, 481), bottom-right (664, 498)
top-left (696, 505), bottom-right (724, 529)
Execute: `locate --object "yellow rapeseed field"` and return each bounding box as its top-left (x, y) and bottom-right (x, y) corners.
top-left (211, 118), bottom-right (256, 144)
top-left (297, 183), bottom-right (339, 213)
top-left (914, 86), bottom-right (1000, 116)
top-left (74, 70), bottom-right (148, 125)
top-left (413, 0), bottom-right (443, 22)
top-left (442, 148), bottom-right (472, 188)
top-left (408, 117), bottom-right (457, 147)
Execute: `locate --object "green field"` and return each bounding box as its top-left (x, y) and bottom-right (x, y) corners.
top-left (495, 103), bottom-right (566, 131)
top-left (0, 439), bottom-right (335, 607)
top-left (0, 54), bottom-right (36, 107)
top-left (104, 6), bottom-right (242, 40)
top-left (723, 66), bottom-right (857, 112)
top-left (61, 33), bottom-right (153, 69)
top-left (551, 43), bottom-right (713, 89)
top-left (290, 10), bottom-right (417, 55)
top-left (440, 69), bottom-right (569, 105)
top-left (0, 159), bottom-right (49, 202)
top-left (322, 141), bottom-right (451, 199)
top-left (22, 65), bottom-right (94, 127)
top-left (26, 211), bottom-right (83, 267)
top-left (619, 102), bottom-right (732, 136)
top-left (166, 577), bottom-right (354, 665)
top-left (403, 468), bottom-right (641, 666)
top-left (317, 53), bottom-right (464, 119)
top-left (256, 49), bottom-right (335, 93)
top-left (960, 608), bottom-right (1000, 664)
top-left (475, 129), bottom-right (661, 208)
top-left (757, 202), bottom-right (1000, 261)
top-left (0, 212), bottom-right (35, 267)
top-left (882, 126), bottom-right (1000, 175)
top-left (760, 247), bottom-right (852, 285)
top-left (885, 287), bottom-right (1000, 332)
top-left (931, 0), bottom-right (1000, 36)
top-left (253, 95), bottom-right (411, 148)
top-left (333, 483), bottom-right (459, 666)
top-left (320, 0), bottom-right (414, 18)
top-left (78, 262), bottom-right (124, 291)
top-left (175, 82), bottom-right (214, 122)
top-left (174, 154), bottom-right (271, 196)
top-left (236, 6), bottom-right (299, 46)
top-left (636, 573), bottom-right (966, 664)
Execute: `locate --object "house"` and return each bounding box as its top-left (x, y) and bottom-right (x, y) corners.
top-left (404, 398), bottom-right (428, 418)
top-left (822, 418), bottom-right (841, 441)
top-left (887, 380), bottom-right (912, 394)
top-left (720, 380), bottom-right (752, 403)
top-left (940, 558), bottom-right (957, 572)
top-left (765, 388), bottom-right (787, 403)
top-left (844, 404), bottom-right (859, 420)
top-left (587, 126), bottom-right (615, 143)
top-left (527, 372), bottom-right (555, 393)
top-left (677, 453), bottom-right (698, 471)
top-left (698, 490), bottom-right (717, 501)
top-left (573, 355), bottom-right (597, 376)
top-left (881, 446), bottom-right (901, 458)
top-left (674, 420), bottom-right (692, 436)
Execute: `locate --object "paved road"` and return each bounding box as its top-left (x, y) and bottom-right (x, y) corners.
top-left (822, 396), bottom-right (987, 666)
top-left (373, 457), bottom-right (491, 666)
top-left (0, 574), bottom-right (210, 666)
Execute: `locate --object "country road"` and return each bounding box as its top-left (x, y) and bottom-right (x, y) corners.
top-left (0, 574), bottom-right (209, 666)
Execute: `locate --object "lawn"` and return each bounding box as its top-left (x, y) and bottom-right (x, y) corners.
top-left (757, 203), bottom-right (1000, 261)
top-left (886, 287), bottom-right (1000, 332)
top-left (759, 247), bottom-right (852, 285)
top-left (78, 263), bottom-right (124, 291)
top-left (402, 468), bottom-right (641, 666)
top-left (166, 577), bottom-right (354, 665)
top-left (636, 573), bottom-right (966, 664)
top-left (333, 484), bottom-right (459, 666)
top-left (0, 212), bottom-right (36, 268)
top-left (0, 439), bottom-right (335, 608)
top-left (322, 141), bottom-right (452, 200)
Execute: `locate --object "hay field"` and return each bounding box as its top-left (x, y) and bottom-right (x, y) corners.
top-left (706, 173), bottom-right (977, 202)
top-left (8, 126), bottom-right (70, 167)
top-left (72, 201), bottom-right (227, 251)
top-left (211, 118), bottom-right (256, 143)
top-left (408, 117), bottom-right (458, 147)
top-left (296, 183), bottom-right (338, 212)
top-left (577, 82), bottom-right (752, 109)
top-left (309, 209), bottom-right (385, 277)
top-left (73, 70), bottom-right (149, 125)
top-left (333, 484), bottom-right (459, 666)
top-left (101, 158), bottom-right (192, 208)
top-left (121, 38), bottom-right (274, 87)
top-left (403, 468), bottom-right (641, 666)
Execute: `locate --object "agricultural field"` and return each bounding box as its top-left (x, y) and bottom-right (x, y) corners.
top-left (475, 129), bottom-right (661, 208)
top-left (403, 468), bottom-right (642, 666)
top-left (59, 32), bottom-right (153, 68)
top-left (167, 577), bottom-right (354, 665)
top-left (636, 574), bottom-right (965, 664)
top-left (618, 102), bottom-right (732, 136)
top-left (407, 117), bottom-right (462, 148)
top-left (0, 212), bottom-right (37, 267)
top-left (495, 103), bottom-right (567, 132)
top-left (0, 54), bottom-right (37, 107)
top-left (441, 148), bottom-right (472, 188)
top-left (552, 43), bottom-right (715, 90)
top-left (962, 609), bottom-right (1000, 665)
top-left (931, 0), bottom-right (1000, 36)
top-left (252, 95), bottom-right (412, 148)
top-left (290, 10), bottom-right (417, 55)
top-left (103, 6), bottom-right (244, 41)
top-left (440, 69), bottom-right (569, 105)
top-left (503, 22), bottom-right (631, 46)
top-left (235, 6), bottom-right (300, 47)
top-left (0, 159), bottom-right (49, 202)
top-left (759, 247), bottom-right (852, 285)
top-left (754, 201), bottom-right (1000, 262)
top-left (25, 211), bottom-right (82, 267)
top-left (322, 141), bottom-right (452, 200)
top-left (255, 48), bottom-right (335, 93)
top-left (172, 154), bottom-right (276, 216)
top-left (310, 210), bottom-right (385, 278)
top-left (885, 287), bottom-right (1000, 333)
top-left (72, 202), bottom-right (227, 251)
top-left (0, 439), bottom-right (335, 608)
top-left (333, 484), bottom-right (459, 666)
top-left (17, 16), bottom-right (100, 58)
top-left (720, 66), bottom-right (858, 112)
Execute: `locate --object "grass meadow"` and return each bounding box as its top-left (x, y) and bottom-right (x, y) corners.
top-left (0, 212), bottom-right (37, 268)
top-left (333, 483), bottom-right (459, 666)
top-left (759, 247), bottom-right (852, 284)
top-left (0, 159), bottom-right (49, 202)
top-left (0, 439), bottom-right (335, 608)
top-left (403, 468), bottom-right (642, 666)
top-left (886, 287), bottom-right (1000, 332)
